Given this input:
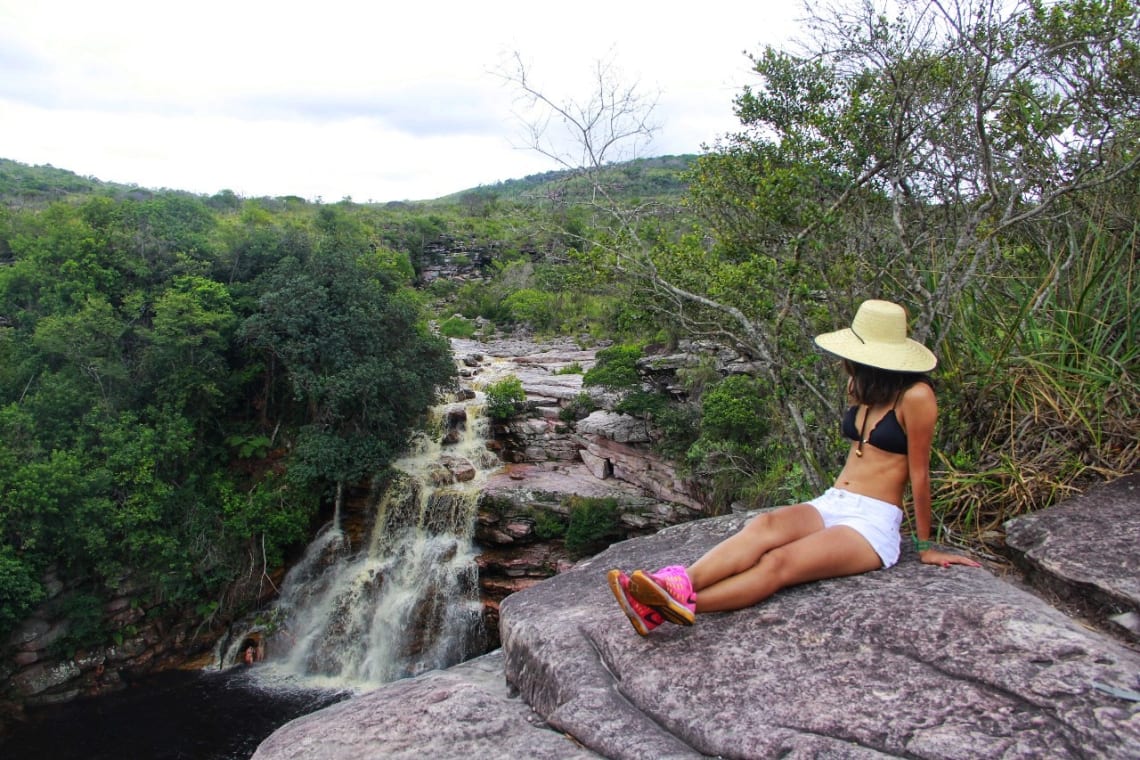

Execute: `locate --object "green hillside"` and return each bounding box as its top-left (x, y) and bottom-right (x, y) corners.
top-left (0, 158), bottom-right (110, 204)
top-left (0, 154), bottom-right (697, 210)
top-left (437, 154), bottom-right (696, 206)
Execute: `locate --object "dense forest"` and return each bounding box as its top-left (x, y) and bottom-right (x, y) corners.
top-left (2, 0), bottom-right (1138, 663)
top-left (0, 150), bottom-right (702, 651)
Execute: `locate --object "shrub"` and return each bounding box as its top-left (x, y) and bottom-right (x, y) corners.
top-left (583, 345), bottom-right (642, 390)
top-left (648, 400), bottom-right (701, 461)
top-left (425, 279), bottom-right (458, 299)
top-left (558, 391), bottom-right (596, 422)
top-left (564, 496), bottom-right (621, 557)
top-left (439, 315), bottom-right (476, 338)
top-left (680, 374), bottom-right (774, 514)
top-left (615, 388), bottom-right (667, 418)
top-left (502, 288), bottom-right (558, 330)
top-left (700, 374), bottom-right (770, 446)
top-left (0, 547), bottom-right (44, 635)
top-left (533, 509), bottom-right (567, 540)
top-left (484, 375), bottom-right (526, 420)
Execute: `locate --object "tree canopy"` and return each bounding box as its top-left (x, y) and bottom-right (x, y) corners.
top-left (0, 190), bottom-right (458, 642)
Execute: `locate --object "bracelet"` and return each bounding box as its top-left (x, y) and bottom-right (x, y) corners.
top-left (912, 537), bottom-right (932, 552)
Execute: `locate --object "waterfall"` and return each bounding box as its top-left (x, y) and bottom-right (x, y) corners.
top-left (258, 390), bottom-right (501, 690)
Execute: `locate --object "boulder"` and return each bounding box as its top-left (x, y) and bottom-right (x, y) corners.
top-left (579, 449), bottom-right (612, 480)
top-left (1005, 473), bottom-right (1140, 640)
top-left (577, 411), bottom-right (652, 444)
top-left (580, 437), bottom-right (704, 511)
top-left (500, 512), bottom-right (1140, 759)
top-left (12, 661), bottom-right (81, 697)
top-left (482, 462), bottom-right (661, 509)
top-left (250, 650), bottom-right (601, 760)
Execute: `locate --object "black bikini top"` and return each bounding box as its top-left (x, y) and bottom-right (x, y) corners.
top-left (842, 395), bottom-right (908, 456)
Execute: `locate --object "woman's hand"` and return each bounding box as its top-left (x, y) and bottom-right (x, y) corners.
top-left (918, 548), bottom-right (981, 568)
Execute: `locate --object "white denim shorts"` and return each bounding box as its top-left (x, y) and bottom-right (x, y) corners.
top-left (807, 488), bottom-right (903, 568)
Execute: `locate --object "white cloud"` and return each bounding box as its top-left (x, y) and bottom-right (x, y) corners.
top-left (0, 0), bottom-right (803, 201)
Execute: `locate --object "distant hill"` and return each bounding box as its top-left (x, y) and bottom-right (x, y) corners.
top-left (0, 158), bottom-right (197, 208)
top-left (0, 158), bottom-right (110, 204)
top-left (435, 154), bottom-right (697, 205)
top-left (0, 154), bottom-right (699, 209)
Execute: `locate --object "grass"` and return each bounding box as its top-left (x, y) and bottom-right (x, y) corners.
top-left (932, 220), bottom-right (1138, 551)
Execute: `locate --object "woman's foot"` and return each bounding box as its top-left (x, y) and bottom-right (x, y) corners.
top-left (629, 566), bottom-right (697, 625)
top-left (607, 569), bottom-right (665, 636)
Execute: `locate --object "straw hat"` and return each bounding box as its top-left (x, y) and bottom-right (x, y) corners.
top-left (813, 299), bottom-right (937, 372)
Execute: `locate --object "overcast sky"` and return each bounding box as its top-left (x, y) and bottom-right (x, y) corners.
top-left (1, 1), bottom-right (803, 202)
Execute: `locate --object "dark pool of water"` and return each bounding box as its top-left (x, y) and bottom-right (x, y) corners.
top-left (0, 667), bottom-right (348, 760)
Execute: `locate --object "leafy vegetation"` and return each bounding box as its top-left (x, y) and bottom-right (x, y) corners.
top-left (564, 496), bottom-right (622, 557)
top-left (0, 184), bottom-right (458, 643)
top-left (483, 376), bottom-right (526, 421)
top-left (438, 315), bottom-right (477, 338)
top-left (583, 345), bottom-right (643, 390)
top-left (500, 0), bottom-right (1139, 547)
top-left (0, 0), bottom-right (1136, 648)
top-left (437, 155), bottom-right (695, 205)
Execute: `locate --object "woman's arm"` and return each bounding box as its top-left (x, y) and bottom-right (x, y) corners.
top-left (899, 383), bottom-right (979, 568)
top-left (901, 382), bottom-right (937, 541)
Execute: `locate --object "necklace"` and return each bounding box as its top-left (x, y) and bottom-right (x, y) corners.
top-left (856, 406), bottom-right (869, 457)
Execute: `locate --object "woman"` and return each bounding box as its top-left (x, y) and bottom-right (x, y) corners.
top-left (608, 299), bottom-right (979, 636)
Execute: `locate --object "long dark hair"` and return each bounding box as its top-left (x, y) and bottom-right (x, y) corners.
top-left (843, 360), bottom-right (932, 406)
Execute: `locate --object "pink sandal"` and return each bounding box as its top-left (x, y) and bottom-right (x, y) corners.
top-left (607, 569), bottom-right (665, 636)
top-left (629, 565), bottom-right (696, 625)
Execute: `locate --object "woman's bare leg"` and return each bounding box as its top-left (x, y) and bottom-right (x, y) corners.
top-left (695, 526), bottom-right (882, 612)
top-left (686, 504), bottom-right (824, 592)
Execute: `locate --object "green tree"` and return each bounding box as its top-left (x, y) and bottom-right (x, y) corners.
top-left (509, 0), bottom-right (1140, 490)
top-left (143, 275), bottom-right (237, 414)
top-left (241, 246), bottom-right (455, 503)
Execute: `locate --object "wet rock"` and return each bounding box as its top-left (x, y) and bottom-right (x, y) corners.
top-left (477, 545), bottom-right (565, 582)
top-left (105, 596), bottom-right (132, 613)
top-left (504, 519), bottom-right (535, 540)
top-left (12, 661), bottom-right (81, 697)
top-left (12, 652), bottom-right (39, 667)
top-left (441, 404), bottom-right (468, 445)
top-left (442, 456), bottom-right (476, 483)
top-left (7, 619), bottom-right (51, 651)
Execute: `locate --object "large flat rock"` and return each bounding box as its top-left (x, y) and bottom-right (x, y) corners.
top-left (250, 650), bottom-right (601, 760)
top-left (253, 480), bottom-right (1140, 759)
top-left (1006, 474), bottom-right (1140, 638)
top-left (500, 512), bottom-right (1140, 759)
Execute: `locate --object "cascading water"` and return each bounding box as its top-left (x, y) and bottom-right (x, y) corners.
top-left (254, 387), bottom-right (503, 690)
